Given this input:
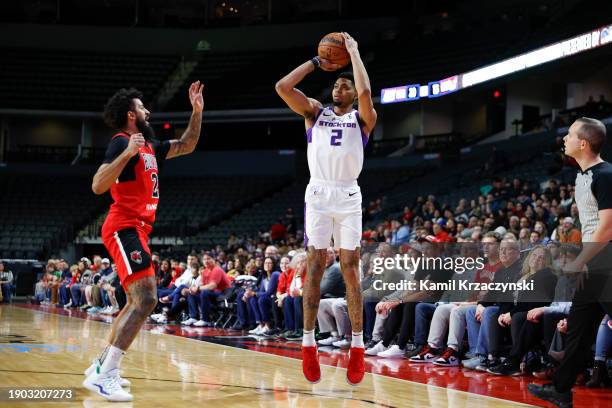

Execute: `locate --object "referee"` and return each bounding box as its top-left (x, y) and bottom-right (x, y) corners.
top-left (529, 117), bottom-right (612, 408)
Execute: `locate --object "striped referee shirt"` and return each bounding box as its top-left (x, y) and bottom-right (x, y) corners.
top-left (574, 161), bottom-right (612, 242)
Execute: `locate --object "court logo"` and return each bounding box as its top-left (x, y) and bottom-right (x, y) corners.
top-left (0, 343), bottom-right (80, 353)
top-left (130, 250), bottom-right (143, 264)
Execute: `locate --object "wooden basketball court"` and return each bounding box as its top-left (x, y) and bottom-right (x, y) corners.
top-left (1, 304), bottom-right (605, 407)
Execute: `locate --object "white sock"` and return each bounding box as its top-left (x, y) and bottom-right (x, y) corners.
top-left (351, 331), bottom-right (364, 348)
top-left (99, 345), bottom-right (126, 374)
top-left (302, 329), bottom-right (316, 347)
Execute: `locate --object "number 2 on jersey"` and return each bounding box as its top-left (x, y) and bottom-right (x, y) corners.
top-left (330, 129), bottom-right (343, 146)
top-left (151, 173), bottom-right (159, 198)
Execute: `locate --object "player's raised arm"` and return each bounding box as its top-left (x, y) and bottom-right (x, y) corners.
top-left (166, 81), bottom-right (204, 160)
top-left (342, 32), bottom-right (377, 136)
top-left (275, 58), bottom-right (340, 120)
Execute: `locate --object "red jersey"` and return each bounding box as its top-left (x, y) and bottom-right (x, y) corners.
top-left (103, 132), bottom-right (170, 230)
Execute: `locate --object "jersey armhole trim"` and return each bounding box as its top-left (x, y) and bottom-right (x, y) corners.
top-left (354, 111), bottom-right (369, 147)
top-left (305, 107), bottom-right (326, 143)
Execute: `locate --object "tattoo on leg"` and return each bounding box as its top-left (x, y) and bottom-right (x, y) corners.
top-left (110, 276), bottom-right (157, 351)
top-left (106, 299), bottom-right (131, 346)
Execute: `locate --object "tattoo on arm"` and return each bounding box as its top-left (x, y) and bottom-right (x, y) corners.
top-left (167, 110), bottom-right (202, 159)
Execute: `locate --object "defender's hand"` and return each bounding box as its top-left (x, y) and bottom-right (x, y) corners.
top-left (189, 80), bottom-right (204, 113)
top-left (126, 133), bottom-right (145, 157)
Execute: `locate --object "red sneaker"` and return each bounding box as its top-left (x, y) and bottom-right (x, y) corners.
top-left (302, 346), bottom-right (321, 384)
top-left (347, 347), bottom-right (365, 385)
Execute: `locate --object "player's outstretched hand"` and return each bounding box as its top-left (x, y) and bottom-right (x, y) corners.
top-left (341, 32), bottom-right (358, 54)
top-left (127, 133), bottom-right (145, 157)
top-left (319, 58), bottom-right (342, 72)
top-left (189, 80), bottom-right (205, 113)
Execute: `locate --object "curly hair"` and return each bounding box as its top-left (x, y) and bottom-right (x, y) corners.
top-left (103, 88), bottom-right (143, 129)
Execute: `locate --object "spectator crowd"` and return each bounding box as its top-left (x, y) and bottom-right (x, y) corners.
top-left (24, 173), bottom-right (610, 389)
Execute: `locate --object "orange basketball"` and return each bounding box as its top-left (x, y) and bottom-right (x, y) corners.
top-left (318, 32), bottom-right (350, 68)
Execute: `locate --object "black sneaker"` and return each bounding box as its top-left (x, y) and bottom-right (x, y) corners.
top-left (475, 358), bottom-right (499, 372)
top-left (286, 329), bottom-right (303, 341)
top-left (262, 328), bottom-right (280, 337)
top-left (277, 330), bottom-right (294, 339)
top-left (487, 360), bottom-right (521, 376)
top-left (528, 383), bottom-right (573, 408)
top-left (364, 339), bottom-right (378, 350)
top-left (230, 322), bottom-right (246, 330)
top-left (405, 344), bottom-right (425, 359)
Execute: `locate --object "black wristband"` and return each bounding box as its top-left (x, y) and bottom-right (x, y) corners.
top-left (310, 56), bottom-right (321, 69)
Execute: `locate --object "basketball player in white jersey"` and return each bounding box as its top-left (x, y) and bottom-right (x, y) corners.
top-left (275, 32), bottom-right (376, 385)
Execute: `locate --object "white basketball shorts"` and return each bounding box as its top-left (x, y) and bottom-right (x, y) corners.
top-left (304, 178), bottom-right (362, 250)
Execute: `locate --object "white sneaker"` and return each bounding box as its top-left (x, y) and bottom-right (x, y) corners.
top-left (332, 338), bottom-right (351, 349)
top-left (83, 368), bottom-right (133, 401)
top-left (365, 341), bottom-right (388, 356)
top-left (377, 344), bottom-right (405, 358)
top-left (181, 318), bottom-right (197, 326)
top-left (317, 336), bottom-right (340, 346)
top-left (102, 306), bottom-right (114, 314)
top-left (193, 320), bottom-right (210, 327)
top-left (249, 325), bottom-right (264, 335)
top-left (150, 313), bottom-right (163, 322)
top-left (156, 314), bottom-right (168, 324)
top-left (63, 300), bottom-right (72, 309)
top-left (84, 359), bottom-right (131, 387)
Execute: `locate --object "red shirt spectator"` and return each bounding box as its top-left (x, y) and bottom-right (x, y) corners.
top-left (200, 265), bottom-right (231, 292)
top-left (277, 268), bottom-right (295, 295)
top-left (270, 219), bottom-right (288, 241)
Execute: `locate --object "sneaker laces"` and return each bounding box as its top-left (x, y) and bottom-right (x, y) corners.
top-left (101, 370), bottom-right (122, 393)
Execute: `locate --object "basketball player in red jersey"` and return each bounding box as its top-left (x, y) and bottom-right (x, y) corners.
top-left (83, 81), bottom-right (204, 401)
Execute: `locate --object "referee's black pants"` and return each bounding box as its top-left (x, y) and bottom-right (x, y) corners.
top-left (552, 269), bottom-right (612, 393)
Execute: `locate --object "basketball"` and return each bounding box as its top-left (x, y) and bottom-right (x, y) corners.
top-left (318, 32), bottom-right (350, 68)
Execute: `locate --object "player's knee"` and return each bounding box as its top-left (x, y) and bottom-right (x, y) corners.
top-left (138, 291), bottom-right (157, 313)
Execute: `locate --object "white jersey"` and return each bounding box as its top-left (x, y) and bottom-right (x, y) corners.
top-left (306, 106), bottom-right (368, 183)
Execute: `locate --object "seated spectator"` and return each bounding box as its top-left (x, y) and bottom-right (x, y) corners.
top-left (156, 259), bottom-right (173, 289)
top-left (366, 240), bottom-right (454, 359)
top-left (158, 260), bottom-right (201, 324)
top-left (409, 241), bottom-right (484, 365)
top-left (151, 257), bottom-right (198, 322)
top-left (270, 218), bottom-right (288, 242)
top-left (487, 246), bottom-right (558, 376)
top-left (362, 244), bottom-right (408, 348)
top-left (68, 261), bottom-right (88, 309)
top-left (316, 248), bottom-right (349, 347)
top-left (463, 239), bottom-right (522, 371)
top-left (554, 217), bottom-right (582, 244)
top-left (0, 262), bottom-right (15, 303)
top-left (185, 253), bottom-right (232, 326)
top-left (97, 259), bottom-right (120, 315)
top-left (59, 265), bottom-right (77, 308)
top-left (247, 257), bottom-right (280, 335)
top-left (586, 315), bottom-right (611, 388)
top-left (282, 252), bottom-right (307, 340)
top-left (272, 256), bottom-right (295, 336)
